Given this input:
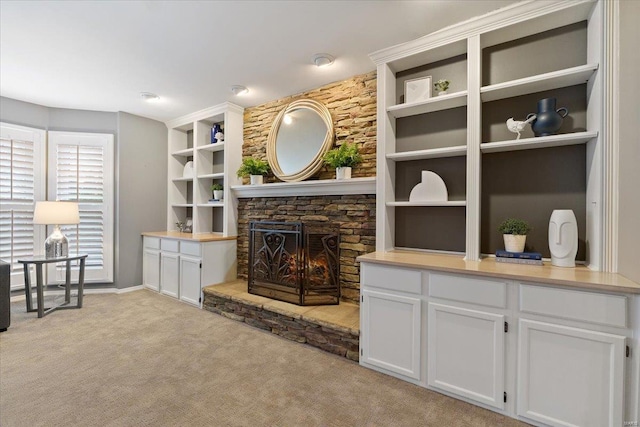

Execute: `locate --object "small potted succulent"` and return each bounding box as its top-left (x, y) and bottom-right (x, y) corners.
top-left (498, 218), bottom-right (531, 253)
top-left (210, 183), bottom-right (223, 200)
top-left (323, 142), bottom-right (363, 180)
top-left (237, 157), bottom-right (270, 185)
top-left (434, 79), bottom-right (450, 96)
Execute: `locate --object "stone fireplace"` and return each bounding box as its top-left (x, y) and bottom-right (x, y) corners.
top-left (248, 221), bottom-right (340, 305)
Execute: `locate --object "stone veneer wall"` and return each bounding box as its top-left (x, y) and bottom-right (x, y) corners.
top-left (242, 71), bottom-right (377, 181)
top-left (238, 195), bottom-right (376, 304)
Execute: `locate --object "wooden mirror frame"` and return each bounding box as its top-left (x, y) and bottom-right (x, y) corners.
top-left (266, 99), bottom-right (334, 182)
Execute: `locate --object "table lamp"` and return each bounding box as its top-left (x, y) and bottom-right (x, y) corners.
top-left (33, 201), bottom-right (80, 258)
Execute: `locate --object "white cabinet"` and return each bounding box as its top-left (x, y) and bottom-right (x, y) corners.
top-left (160, 252), bottom-right (179, 298)
top-left (142, 249), bottom-right (160, 291)
top-left (517, 319), bottom-right (626, 427)
top-left (427, 302), bottom-right (505, 410)
top-left (143, 235), bottom-right (237, 306)
top-left (179, 256), bottom-right (201, 306)
top-left (361, 289), bottom-right (421, 381)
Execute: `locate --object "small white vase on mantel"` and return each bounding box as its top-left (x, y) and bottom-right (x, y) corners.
top-left (336, 167), bottom-right (352, 180)
top-left (549, 209), bottom-right (578, 267)
top-left (503, 234), bottom-right (526, 253)
top-left (250, 175), bottom-right (263, 185)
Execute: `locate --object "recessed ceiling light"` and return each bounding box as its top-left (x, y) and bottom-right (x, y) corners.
top-left (140, 92), bottom-right (160, 102)
top-left (312, 53), bottom-right (335, 68)
top-left (231, 85), bottom-right (249, 96)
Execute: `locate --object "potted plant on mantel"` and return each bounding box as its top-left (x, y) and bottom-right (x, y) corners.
top-left (237, 157), bottom-right (270, 185)
top-left (498, 218), bottom-right (531, 253)
top-left (323, 142), bottom-right (363, 180)
top-left (210, 183), bottom-right (223, 200)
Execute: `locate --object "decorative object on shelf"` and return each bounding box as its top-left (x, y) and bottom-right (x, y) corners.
top-left (506, 114), bottom-right (536, 140)
top-left (210, 183), bottom-right (223, 201)
top-left (409, 170), bottom-right (448, 202)
top-left (323, 142), bottom-right (363, 180)
top-left (182, 161), bottom-right (194, 178)
top-left (184, 218), bottom-right (193, 233)
top-left (495, 250), bottom-right (543, 265)
top-left (237, 157), bottom-right (270, 185)
top-left (527, 98), bottom-right (569, 137)
top-left (498, 218), bottom-right (531, 253)
top-left (33, 201), bottom-right (80, 258)
top-left (495, 257), bottom-right (542, 266)
top-left (548, 209), bottom-right (578, 267)
top-left (434, 79), bottom-right (450, 96)
top-left (210, 124), bottom-right (223, 144)
top-left (404, 76), bottom-right (432, 103)
top-left (175, 221), bottom-right (186, 232)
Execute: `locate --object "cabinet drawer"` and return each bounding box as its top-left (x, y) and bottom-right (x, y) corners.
top-left (161, 239), bottom-right (179, 253)
top-left (181, 241), bottom-right (201, 257)
top-left (144, 237), bottom-right (160, 250)
top-left (361, 263), bottom-right (422, 294)
top-left (519, 284), bottom-right (627, 328)
top-left (428, 273), bottom-right (507, 309)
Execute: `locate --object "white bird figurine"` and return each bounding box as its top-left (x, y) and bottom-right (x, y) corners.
top-left (506, 115), bottom-right (536, 140)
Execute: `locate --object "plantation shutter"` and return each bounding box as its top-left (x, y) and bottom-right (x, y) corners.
top-left (0, 123), bottom-right (46, 288)
top-left (48, 131), bottom-right (114, 283)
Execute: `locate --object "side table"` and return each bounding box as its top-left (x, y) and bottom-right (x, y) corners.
top-left (18, 254), bottom-right (87, 318)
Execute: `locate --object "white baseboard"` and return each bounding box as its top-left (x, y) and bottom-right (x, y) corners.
top-left (10, 284), bottom-right (146, 302)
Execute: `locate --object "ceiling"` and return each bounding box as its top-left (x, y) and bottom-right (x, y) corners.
top-left (0, 0), bottom-right (520, 123)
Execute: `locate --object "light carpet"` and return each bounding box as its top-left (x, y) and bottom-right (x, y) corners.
top-left (0, 290), bottom-right (530, 427)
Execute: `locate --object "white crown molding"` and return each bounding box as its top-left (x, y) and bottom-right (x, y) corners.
top-left (231, 177), bottom-right (376, 198)
top-left (165, 102), bottom-right (244, 129)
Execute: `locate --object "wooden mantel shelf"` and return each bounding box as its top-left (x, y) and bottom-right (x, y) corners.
top-left (231, 177), bottom-right (376, 198)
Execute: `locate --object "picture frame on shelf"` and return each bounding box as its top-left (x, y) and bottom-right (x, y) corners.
top-left (405, 76), bottom-right (432, 104)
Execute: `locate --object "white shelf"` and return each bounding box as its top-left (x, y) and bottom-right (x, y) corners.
top-left (197, 173), bottom-right (224, 180)
top-left (480, 64), bottom-right (598, 102)
top-left (172, 176), bottom-right (193, 182)
top-left (387, 91), bottom-right (468, 118)
top-left (480, 131), bottom-right (598, 154)
top-left (197, 202), bottom-right (224, 208)
top-left (171, 148), bottom-right (194, 157)
top-left (232, 177), bottom-right (376, 198)
top-left (171, 203), bottom-right (193, 208)
top-left (387, 145), bottom-right (467, 161)
top-left (197, 142), bottom-right (225, 153)
top-left (387, 201), bottom-right (466, 207)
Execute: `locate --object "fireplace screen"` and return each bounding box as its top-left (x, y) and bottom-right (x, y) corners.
top-left (248, 221), bottom-right (340, 305)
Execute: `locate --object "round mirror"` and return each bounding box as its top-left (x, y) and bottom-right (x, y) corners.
top-left (266, 99), bottom-right (334, 182)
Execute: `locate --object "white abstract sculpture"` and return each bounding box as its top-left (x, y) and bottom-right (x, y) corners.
top-left (548, 209), bottom-right (578, 267)
top-left (409, 171), bottom-right (448, 202)
top-left (506, 114), bottom-right (536, 140)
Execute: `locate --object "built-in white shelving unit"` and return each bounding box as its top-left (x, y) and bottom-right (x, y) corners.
top-left (371, 0), bottom-right (607, 267)
top-left (165, 102), bottom-right (244, 236)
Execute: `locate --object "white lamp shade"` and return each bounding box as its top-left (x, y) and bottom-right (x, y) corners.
top-left (34, 201), bottom-right (80, 225)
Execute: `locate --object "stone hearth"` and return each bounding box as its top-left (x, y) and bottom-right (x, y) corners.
top-left (203, 280), bottom-right (360, 361)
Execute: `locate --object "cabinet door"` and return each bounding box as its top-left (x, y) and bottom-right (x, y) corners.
top-left (517, 319), bottom-right (625, 427)
top-left (361, 289), bottom-right (421, 380)
top-left (179, 256), bottom-right (201, 306)
top-left (143, 250), bottom-right (160, 291)
top-left (160, 252), bottom-right (179, 298)
top-left (427, 302), bottom-right (505, 409)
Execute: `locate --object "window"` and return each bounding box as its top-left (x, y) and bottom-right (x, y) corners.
top-left (0, 123), bottom-right (46, 288)
top-left (48, 131), bottom-right (114, 283)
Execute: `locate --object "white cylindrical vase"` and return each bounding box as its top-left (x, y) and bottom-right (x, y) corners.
top-left (250, 175), bottom-right (263, 185)
top-left (548, 209), bottom-right (578, 267)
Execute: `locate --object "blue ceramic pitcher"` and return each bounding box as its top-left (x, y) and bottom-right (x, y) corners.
top-left (527, 98), bottom-right (568, 137)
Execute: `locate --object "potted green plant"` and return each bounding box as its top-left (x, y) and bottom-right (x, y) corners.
top-left (323, 142), bottom-right (363, 180)
top-left (237, 157), bottom-right (270, 185)
top-left (498, 218), bottom-right (531, 253)
top-left (434, 79), bottom-right (450, 96)
top-left (210, 183), bottom-right (223, 201)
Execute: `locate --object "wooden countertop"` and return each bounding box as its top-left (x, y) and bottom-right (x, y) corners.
top-left (141, 231), bottom-right (237, 242)
top-left (357, 250), bottom-right (640, 294)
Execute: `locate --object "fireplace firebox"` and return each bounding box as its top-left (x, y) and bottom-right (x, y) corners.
top-left (248, 221), bottom-right (340, 305)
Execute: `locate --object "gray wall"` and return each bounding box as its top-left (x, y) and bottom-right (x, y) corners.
top-left (617, 1), bottom-right (640, 284)
top-left (0, 96), bottom-right (168, 289)
top-left (116, 112), bottom-right (167, 289)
